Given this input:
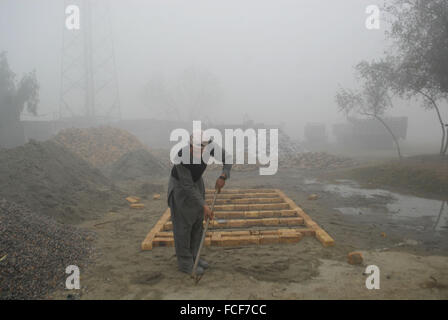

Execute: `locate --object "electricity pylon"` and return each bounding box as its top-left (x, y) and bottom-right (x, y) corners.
top-left (59, 0), bottom-right (121, 122)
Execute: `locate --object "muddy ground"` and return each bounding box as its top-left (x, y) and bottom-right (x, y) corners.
top-left (50, 165), bottom-right (448, 300)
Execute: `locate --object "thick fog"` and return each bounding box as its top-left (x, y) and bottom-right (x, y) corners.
top-left (0, 0), bottom-right (443, 144)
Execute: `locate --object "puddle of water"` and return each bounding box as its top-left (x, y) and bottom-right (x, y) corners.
top-left (322, 180), bottom-right (448, 232)
top-left (324, 183), bottom-right (390, 199)
top-left (304, 179), bottom-right (318, 185)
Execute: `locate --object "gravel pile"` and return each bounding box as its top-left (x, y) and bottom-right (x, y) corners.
top-left (0, 139), bottom-right (124, 224)
top-left (0, 199), bottom-right (94, 300)
top-left (102, 148), bottom-right (170, 181)
top-left (282, 152), bottom-right (358, 169)
top-left (278, 130), bottom-right (307, 156)
top-left (52, 126), bottom-right (148, 168)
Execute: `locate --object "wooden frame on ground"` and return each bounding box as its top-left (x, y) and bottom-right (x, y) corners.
top-left (141, 189), bottom-right (334, 250)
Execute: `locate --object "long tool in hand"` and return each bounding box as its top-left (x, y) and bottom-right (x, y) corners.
top-left (191, 189), bottom-right (218, 284)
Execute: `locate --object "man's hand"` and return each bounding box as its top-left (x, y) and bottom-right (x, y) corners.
top-left (203, 204), bottom-right (214, 221)
top-left (215, 174), bottom-right (226, 193)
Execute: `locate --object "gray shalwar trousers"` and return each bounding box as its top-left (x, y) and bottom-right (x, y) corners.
top-left (167, 172), bottom-right (206, 272)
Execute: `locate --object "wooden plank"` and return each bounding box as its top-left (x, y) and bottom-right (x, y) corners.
top-left (275, 189), bottom-right (335, 247)
top-left (260, 235), bottom-right (280, 244)
top-left (275, 190), bottom-right (315, 225)
top-left (315, 229), bottom-right (335, 247)
top-left (162, 217), bottom-right (304, 230)
top-left (206, 189), bottom-right (277, 194)
top-left (218, 230), bottom-right (250, 237)
top-left (205, 193), bottom-right (280, 199)
top-left (151, 231), bottom-right (305, 247)
top-left (222, 228), bottom-right (315, 237)
top-left (213, 209), bottom-right (297, 219)
top-left (126, 196), bottom-right (140, 203)
top-left (155, 228), bottom-right (315, 238)
top-left (141, 208), bottom-right (171, 250)
top-left (211, 232), bottom-right (222, 246)
top-left (156, 231), bottom-right (211, 238)
top-left (206, 197), bottom-right (284, 205)
top-left (219, 235), bottom-right (260, 246)
top-left (279, 233), bottom-right (303, 244)
top-left (213, 203), bottom-right (290, 211)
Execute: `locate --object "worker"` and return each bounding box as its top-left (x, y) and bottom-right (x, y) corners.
top-left (167, 131), bottom-right (232, 275)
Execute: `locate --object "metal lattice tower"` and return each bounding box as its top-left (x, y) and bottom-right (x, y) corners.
top-left (59, 0), bottom-right (121, 122)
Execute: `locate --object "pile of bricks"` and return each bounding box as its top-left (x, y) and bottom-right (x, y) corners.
top-left (126, 196), bottom-right (144, 209)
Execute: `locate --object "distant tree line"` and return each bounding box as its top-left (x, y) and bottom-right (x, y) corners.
top-left (0, 52), bottom-right (39, 148)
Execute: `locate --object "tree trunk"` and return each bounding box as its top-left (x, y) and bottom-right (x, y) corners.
top-left (374, 115), bottom-right (403, 159)
top-left (444, 125), bottom-right (448, 156)
top-left (417, 90), bottom-right (446, 155)
top-left (433, 104), bottom-right (446, 155)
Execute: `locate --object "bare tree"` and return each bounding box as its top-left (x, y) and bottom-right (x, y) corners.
top-left (142, 66), bottom-right (221, 123)
top-left (336, 60), bottom-right (403, 159)
top-left (174, 66), bottom-right (221, 122)
top-left (391, 62), bottom-right (447, 155)
top-left (384, 0), bottom-right (448, 155)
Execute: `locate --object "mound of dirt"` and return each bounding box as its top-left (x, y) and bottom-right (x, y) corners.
top-left (0, 199), bottom-right (94, 299)
top-left (208, 151), bottom-right (356, 171)
top-left (136, 182), bottom-right (165, 199)
top-left (103, 148), bottom-right (169, 181)
top-left (278, 129), bottom-right (306, 156)
top-left (341, 155), bottom-right (448, 198)
top-left (0, 139), bottom-right (124, 224)
top-left (52, 126), bottom-right (148, 168)
top-left (282, 152), bottom-right (358, 169)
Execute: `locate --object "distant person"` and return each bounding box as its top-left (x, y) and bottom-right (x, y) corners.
top-left (167, 131), bottom-right (232, 275)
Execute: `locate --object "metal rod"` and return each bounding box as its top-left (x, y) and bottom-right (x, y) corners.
top-left (191, 189), bottom-right (218, 282)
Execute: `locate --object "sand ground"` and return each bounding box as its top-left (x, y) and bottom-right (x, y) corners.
top-left (51, 167), bottom-right (448, 300)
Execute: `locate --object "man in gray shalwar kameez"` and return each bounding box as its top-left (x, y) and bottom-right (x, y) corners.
top-left (167, 132), bottom-right (232, 275)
